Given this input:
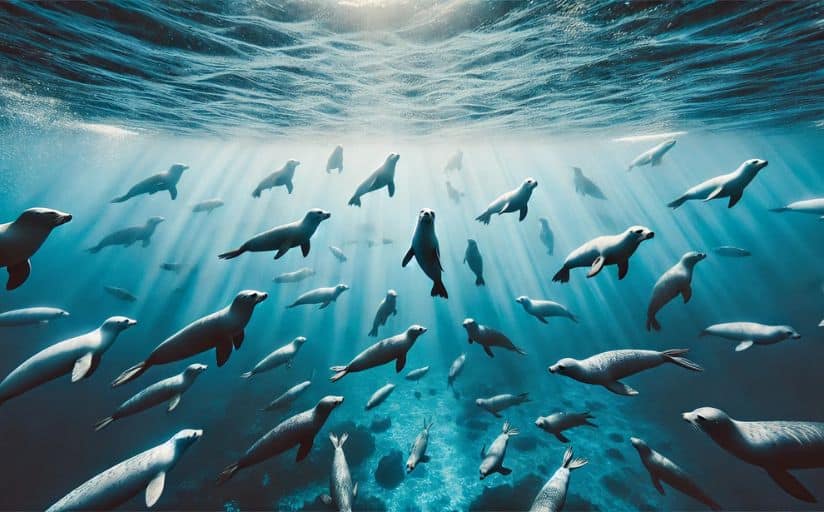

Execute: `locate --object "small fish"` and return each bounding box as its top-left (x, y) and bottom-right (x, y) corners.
top-left (713, 246), bottom-right (751, 257)
top-left (104, 286), bottom-right (137, 302)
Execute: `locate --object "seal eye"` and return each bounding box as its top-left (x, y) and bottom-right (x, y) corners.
top-left (696, 414), bottom-right (706, 422)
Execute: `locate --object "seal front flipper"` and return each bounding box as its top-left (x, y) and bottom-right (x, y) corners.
top-left (300, 241), bottom-right (310, 257)
top-left (519, 205), bottom-right (528, 221)
top-left (395, 353), bottom-right (407, 372)
top-left (168, 394), bottom-right (182, 412)
top-left (145, 471), bottom-right (166, 507)
top-left (651, 475), bottom-right (665, 495)
top-left (728, 191), bottom-right (743, 208)
top-left (483, 346), bottom-right (495, 358)
top-left (587, 256), bottom-right (605, 278)
top-left (603, 380), bottom-right (638, 396)
top-left (285, 180), bottom-right (293, 194)
top-left (704, 185), bottom-right (725, 202)
top-left (274, 247), bottom-right (289, 259)
top-left (735, 341), bottom-right (754, 352)
top-left (402, 248), bottom-right (414, 267)
top-left (535, 315), bottom-right (548, 324)
top-left (6, 260), bottom-right (31, 290)
top-left (553, 432), bottom-right (570, 443)
top-left (216, 339), bottom-right (232, 367)
top-left (681, 285), bottom-right (692, 303)
top-left (232, 330), bottom-right (244, 349)
top-left (617, 260), bottom-right (629, 280)
top-left (387, 180), bottom-right (395, 197)
top-left (296, 438), bottom-right (314, 462)
top-left (499, 466), bottom-right (512, 475)
top-left (168, 185), bottom-right (178, 200)
top-left (767, 468), bottom-right (816, 502)
top-left (72, 353), bottom-right (95, 382)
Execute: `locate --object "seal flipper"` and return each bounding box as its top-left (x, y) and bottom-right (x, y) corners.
top-left (387, 180), bottom-right (395, 197)
top-left (274, 247), bottom-right (289, 259)
top-left (168, 185), bottom-right (178, 200)
top-left (587, 256), bottom-right (605, 278)
top-left (735, 341), bottom-right (754, 352)
top-left (72, 353), bottom-right (95, 382)
top-left (395, 353), bottom-right (407, 372)
top-left (216, 339), bottom-right (232, 367)
top-left (480, 444), bottom-right (486, 458)
top-left (285, 180), bottom-right (293, 194)
top-left (145, 471), bottom-right (166, 507)
top-left (554, 432), bottom-right (570, 443)
top-left (483, 345), bottom-right (495, 358)
top-left (296, 438), bottom-right (314, 462)
top-left (519, 205), bottom-right (528, 221)
top-left (6, 260), bottom-right (31, 290)
top-left (402, 248), bottom-right (414, 267)
top-left (704, 185), bottom-right (725, 202)
top-left (499, 466), bottom-right (512, 475)
top-left (728, 191), bottom-right (743, 208)
top-left (681, 285), bottom-right (692, 303)
top-left (617, 260), bottom-right (629, 280)
top-left (168, 394), bottom-right (181, 412)
top-left (767, 468), bottom-right (816, 502)
top-left (233, 330), bottom-right (244, 349)
top-left (603, 380), bottom-right (638, 396)
top-left (651, 475), bottom-right (665, 495)
top-left (535, 315), bottom-right (549, 324)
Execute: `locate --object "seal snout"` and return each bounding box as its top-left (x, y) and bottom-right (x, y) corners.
top-left (644, 231), bottom-right (655, 240)
top-left (548, 364), bottom-right (559, 374)
top-left (58, 213), bottom-right (73, 225)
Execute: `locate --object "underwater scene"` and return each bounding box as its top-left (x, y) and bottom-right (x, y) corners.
top-left (0, 1), bottom-right (823, 511)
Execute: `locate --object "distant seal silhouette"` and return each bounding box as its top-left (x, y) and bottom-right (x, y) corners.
top-left (95, 363), bottom-right (207, 431)
top-left (713, 246), bottom-right (751, 257)
top-left (191, 198), bottom-right (224, 214)
top-left (365, 383), bottom-right (396, 410)
top-left (330, 325), bottom-right (428, 382)
top-left (668, 158), bottom-right (768, 209)
top-left (87, 217), bottom-right (165, 253)
top-left (627, 139), bottom-right (676, 171)
top-left (0, 307), bottom-right (69, 326)
top-left (406, 418), bottom-right (433, 472)
top-left (447, 353), bottom-right (466, 393)
top-left (683, 406), bottom-right (824, 502)
top-left (241, 336), bottom-right (307, 378)
top-left (368, 289), bottom-right (398, 337)
top-left (403, 208), bottom-right (448, 298)
top-left (462, 318), bottom-right (526, 357)
top-left (217, 396), bottom-right (344, 484)
top-left (264, 378), bottom-right (312, 411)
top-left (111, 163), bottom-right (189, 203)
top-left (329, 245), bottom-right (347, 262)
top-left (630, 436), bottom-right (722, 511)
top-left (326, 145), bottom-right (343, 174)
top-left (536, 411), bottom-right (597, 443)
top-left (253, 159), bottom-right (300, 197)
top-left (572, 167), bottom-right (606, 199)
top-left (480, 421), bottom-right (519, 479)
top-left (112, 290), bottom-right (267, 386)
top-left (321, 433), bottom-right (358, 512)
top-left (464, 239), bottom-right (485, 286)
top-left (446, 180), bottom-right (465, 203)
top-left (444, 150), bottom-right (463, 172)
top-left (476, 392), bottom-right (530, 417)
top-left (405, 366), bottom-right (429, 382)
top-left (287, 284), bottom-right (349, 309)
top-left (104, 285), bottom-right (137, 302)
top-left (646, 251), bottom-right (706, 331)
top-left (476, 177), bottom-right (538, 224)
top-left (771, 198), bottom-right (824, 216)
top-left (539, 217), bottom-right (554, 255)
top-left (0, 207), bottom-right (72, 290)
top-left (218, 209), bottom-right (330, 260)
top-left (549, 348), bottom-right (703, 396)
top-left (348, 153), bottom-right (400, 206)
top-left (46, 429), bottom-right (202, 512)
top-left (529, 446), bottom-right (587, 512)
top-left (516, 296), bottom-right (577, 324)
top-left (700, 322), bottom-right (800, 352)
top-left (273, 267), bottom-right (315, 284)
top-left (552, 225), bottom-right (654, 283)
top-left (0, 316), bottom-right (136, 405)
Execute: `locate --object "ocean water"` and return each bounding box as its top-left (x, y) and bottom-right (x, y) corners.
top-left (0, 2), bottom-right (823, 512)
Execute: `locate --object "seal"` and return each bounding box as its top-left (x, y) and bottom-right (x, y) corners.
top-left (330, 325), bottom-right (428, 382)
top-left (552, 225), bottom-right (654, 283)
top-left (241, 336), bottom-right (307, 378)
top-left (572, 167), bottom-right (606, 199)
top-left (462, 318), bottom-right (526, 358)
top-left (365, 383), bottom-right (396, 410)
top-left (104, 285), bottom-right (137, 302)
top-left (218, 209), bottom-right (331, 260)
top-left (348, 153), bottom-right (400, 206)
top-left (446, 180), bottom-right (465, 203)
top-left (627, 139), bottom-right (676, 171)
top-left (535, 412), bottom-right (596, 443)
top-left (475, 178), bottom-right (538, 224)
top-left (447, 353), bottom-right (466, 396)
top-left (329, 245), bottom-right (347, 262)
top-left (0, 316), bottom-right (136, 405)
top-left (326, 145), bottom-right (344, 174)
top-left (549, 348), bottom-right (703, 396)
top-left (516, 296), bottom-right (577, 324)
top-left (713, 246), bottom-right (751, 257)
top-left (191, 198), bottom-right (224, 214)
top-left (405, 366), bottom-right (430, 382)
top-left (368, 289), bottom-right (398, 337)
top-left (112, 290), bottom-right (267, 386)
top-left (46, 429), bottom-right (202, 512)
top-left (0, 207), bottom-right (72, 290)
top-left (630, 436), bottom-right (721, 511)
top-left (253, 159), bottom-right (300, 197)
top-left (321, 433), bottom-right (358, 512)
top-left (264, 378), bottom-right (312, 412)
top-left (683, 406), bottom-right (824, 502)
top-left (95, 363), bottom-right (207, 431)
top-left (403, 208), bottom-right (448, 298)
top-left (646, 251), bottom-right (706, 331)
top-left (111, 163), bottom-right (189, 203)
top-left (273, 267), bottom-right (315, 284)
top-left (287, 284), bottom-right (349, 309)
top-left (770, 198), bottom-right (824, 216)
top-left (464, 239), bottom-right (485, 286)
top-left (476, 393), bottom-right (530, 417)
top-left (539, 217), bottom-right (554, 255)
top-left (87, 217), bottom-right (165, 253)
top-left (406, 418), bottom-right (433, 473)
top-left (700, 322), bottom-right (800, 352)
top-left (0, 307), bottom-right (69, 326)
top-left (217, 396), bottom-right (344, 484)
top-left (528, 446), bottom-right (587, 512)
top-left (444, 150), bottom-right (463, 172)
top-left (480, 421), bottom-right (519, 479)
top-left (668, 158), bottom-right (768, 209)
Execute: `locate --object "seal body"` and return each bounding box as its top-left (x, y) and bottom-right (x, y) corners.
top-left (273, 267), bottom-right (315, 284)
top-left (104, 285), bottom-right (137, 302)
top-left (0, 307), bottom-right (69, 326)
top-left (771, 198), bottom-right (824, 216)
top-left (464, 239), bottom-right (485, 286)
top-left (630, 437), bottom-right (721, 511)
top-left (403, 209), bottom-right (448, 298)
top-left (241, 336), bottom-right (307, 378)
top-left (217, 396), bottom-right (344, 484)
top-left (368, 289), bottom-right (397, 337)
top-left (475, 178), bottom-right (538, 224)
top-left (572, 167), bottom-right (606, 199)
top-left (46, 429), bottom-right (202, 511)
top-left (265, 379), bottom-right (312, 411)
top-left (322, 433), bottom-right (357, 512)
top-left (683, 407), bottom-right (824, 502)
top-left (0, 208), bottom-right (72, 290)
top-left (191, 198), bottom-right (224, 214)
top-left (406, 419), bottom-right (433, 472)
top-left (287, 284), bottom-right (349, 309)
top-left (668, 159), bottom-right (768, 209)
top-left (646, 251), bottom-right (706, 331)
top-left (329, 246), bottom-right (347, 262)
top-left (516, 296), bottom-right (577, 324)
top-left (330, 325), bottom-right (427, 382)
top-left (326, 145), bottom-right (343, 174)
top-left (348, 153), bottom-right (400, 206)
top-left (447, 353), bottom-right (466, 392)
top-left (219, 209), bottom-right (330, 260)
top-left (476, 393), bottom-right (530, 417)
top-left (444, 150), bottom-right (463, 172)
top-left (700, 322), bottom-right (800, 352)
top-left (713, 246), bottom-right (751, 257)
top-left (627, 139), bottom-right (676, 171)
top-left (529, 447), bottom-right (587, 512)
top-left (552, 225), bottom-right (654, 283)
top-left (87, 217), bottom-right (165, 253)
top-left (112, 290), bottom-right (267, 386)
top-left (480, 422), bottom-right (519, 479)
top-left (539, 218), bottom-right (554, 255)
top-left (536, 412), bottom-right (596, 443)
top-left (462, 318), bottom-right (526, 358)
top-left (549, 348), bottom-right (703, 396)
top-left (253, 159), bottom-right (300, 197)
top-left (365, 383), bottom-right (395, 410)
top-left (111, 164), bottom-right (188, 203)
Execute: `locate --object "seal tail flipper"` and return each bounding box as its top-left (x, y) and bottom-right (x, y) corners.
top-left (475, 211), bottom-right (492, 224)
top-left (86, 245), bottom-right (102, 254)
top-left (216, 463), bottom-right (239, 486)
top-left (517, 392), bottom-right (530, 403)
top-left (513, 346), bottom-right (527, 356)
top-left (502, 421), bottom-right (519, 436)
top-left (661, 348), bottom-right (703, 371)
top-left (561, 446), bottom-right (588, 470)
top-left (552, 266), bottom-right (570, 283)
top-left (766, 468), bottom-right (817, 503)
top-left (770, 207), bottom-right (789, 213)
top-left (6, 260), bottom-right (31, 290)
top-left (667, 195), bottom-right (688, 209)
top-left (330, 366), bottom-right (348, 382)
top-left (475, 275), bottom-right (485, 286)
top-left (368, 325), bottom-right (378, 337)
top-left (568, 313), bottom-right (579, 323)
top-left (94, 417), bottom-right (114, 431)
top-left (348, 194), bottom-right (361, 207)
top-left (252, 187), bottom-right (262, 198)
top-left (112, 361), bottom-right (148, 387)
top-left (218, 247), bottom-right (245, 260)
top-left (431, 280), bottom-right (448, 298)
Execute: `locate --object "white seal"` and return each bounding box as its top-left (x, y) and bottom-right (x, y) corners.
top-left (365, 383), bottom-right (396, 410)
top-left (464, 239), bottom-right (485, 286)
top-left (552, 225), bottom-right (654, 283)
top-left (402, 208), bottom-right (448, 298)
top-left (528, 446), bottom-right (587, 512)
top-left (329, 245), bottom-right (347, 262)
top-left (771, 198), bottom-right (824, 216)
top-left (516, 296), bottom-right (577, 324)
top-left (368, 289), bottom-right (398, 337)
top-left (330, 325), bottom-right (428, 382)
top-left (463, 318), bottom-right (526, 357)
top-left (475, 177), bottom-right (538, 224)
top-left (572, 167), bottom-right (606, 199)
top-left (480, 421), bottom-right (519, 479)
top-left (191, 198), bottom-right (224, 214)
top-left (646, 251), bottom-right (706, 331)
top-left (326, 145), bottom-right (343, 174)
top-left (264, 378), bottom-right (312, 412)
top-left (0, 307), bottom-right (69, 326)
top-left (321, 433), bottom-right (358, 512)
top-left (444, 150), bottom-right (463, 172)
top-left (668, 159), bottom-right (768, 209)
top-left (87, 217), bottom-right (165, 253)
top-left (273, 267), bottom-right (315, 284)
top-left (447, 353), bottom-right (466, 393)
top-left (405, 366), bottom-right (430, 382)
top-left (476, 393), bottom-right (530, 417)
top-left (700, 322), bottom-right (800, 352)
top-left (535, 411), bottom-right (596, 443)
top-left (348, 153), bottom-right (400, 206)
top-left (219, 209), bottom-right (330, 260)
top-left (0, 207), bottom-right (72, 290)
top-left (287, 284), bottom-right (349, 309)
top-left (111, 164), bottom-right (189, 203)
top-left (241, 336), bottom-right (307, 378)
top-left (627, 139), bottom-right (676, 171)
top-left (253, 159), bottom-right (300, 197)
top-left (406, 418), bottom-right (433, 473)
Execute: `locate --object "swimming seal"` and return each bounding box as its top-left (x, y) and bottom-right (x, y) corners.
top-left (406, 418), bottom-right (434, 473)
top-left (368, 289), bottom-right (398, 337)
top-left (464, 239), bottom-right (485, 286)
top-left (287, 284), bottom-right (349, 309)
top-left (403, 208), bottom-right (448, 298)
top-left (539, 217), bottom-right (554, 255)
top-left (330, 325), bottom-right (428, 382)
top-left (528, 446), bottom-right (587, 512)
top-left (475, 178), bottom-right (538, 224)
top-left (646, 251), bottom-right (706, 331)
top-left (572, 167), bottom-right (606, 199)
top-left (87, 217), bottom-right (165, 253)
top-left (516, 296), bottom-right (577, 324)
top-left (253, 159), bottom-right (300, 197)
top-left (462, 318), bottom-right (526, 358)
top-left (326, 145), bottom-right (343, 174)
top-left (365, 383), bottom-right (396, 410)
top-left (476, 393), bottom-right (530, 417)
top-left (552, 225), bottom-right (654, 283)
top-left (480, 421), bottom-right (519, 479)
top-left (668, 158), bottom-right (768, 209)
top-left (111, 163), bottom-right (189, 203)
top-left (627, 139), bottom-right (676, 172)
top-left (241, 336), bottom-right (307, 378)
top-left (0, 207), bottom-right (72, 290)
top-left (0, 307), bottom-right (69, 326)
top-left (700, 322), bottom-right (800, 352)
top-left (536, 411), bottom-right (597, 443)
top-left (191, 198), bottom-right (224, 214)
top-left (218, 209), bottom-right (330, 260)
top-left (264, 378), bottom-right (312, 412)
top-left (348, 153), bottom-right (400, 206)
top-left (770, 198), bottom-right (824, 216)
top-left (321, 433), bottom-right (358, 512)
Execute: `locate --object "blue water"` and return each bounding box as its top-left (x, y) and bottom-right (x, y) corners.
top-left (1, 2), bottom-right (823, 512)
